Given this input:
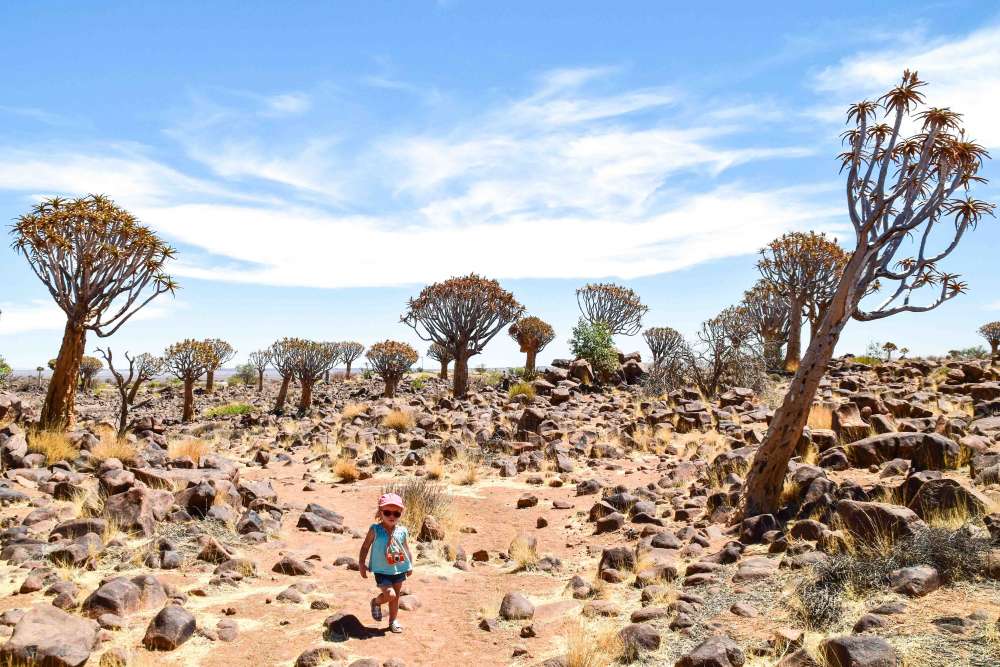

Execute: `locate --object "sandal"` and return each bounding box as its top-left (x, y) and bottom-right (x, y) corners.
top-left (371, 598), bottom-right (382, 622)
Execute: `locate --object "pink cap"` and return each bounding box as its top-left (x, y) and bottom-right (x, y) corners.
top-left (378, 493), bottom-right (404, 510)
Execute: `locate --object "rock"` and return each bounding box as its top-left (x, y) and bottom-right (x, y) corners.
top-left (273, 556), bottom-right (314, 576)
top-left (82, 575), bottom-right (166, 618)
top-left (499, 592), bottom-right (534, 620)
top-left (618, 623), bottom-right (660, 659)
top-left (818, 636), bottom-right (897, 667)
top-left (834, 500), bottom-right (926, 544)
top-left (103, 487), bottom-right (158, 537)
top-left (517, 494), bottom-right (539, 509)
top-left (910, 434), bottom-right (968, 471)
top-left (143, 605), bottom-right (196, 650)
top-left (0, 605), bottom-right (99, 667)
top-left (907, 478), bottom-right (989, 520)
top-left (418, 516), bottom-right (445, 542)
top-left (889, 565), bottom-right (941, 597)
top-left (675, 634), bottom-right (746, 666)
top-left (295, 647), bottom-right (348, 667)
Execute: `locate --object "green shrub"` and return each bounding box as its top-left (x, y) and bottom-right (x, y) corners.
top-left (204, 403), bottom-right (253, 418)
top-left (508, 381), bottom-right (536, 400)
top-left (230, 363), bottom-right (256, 385)
top-left (569, 318), bottom-right (619, 380)
top-left (851, 355), bottom-right (882, 366)
top-left (0, 356), bottom-right (11, 384)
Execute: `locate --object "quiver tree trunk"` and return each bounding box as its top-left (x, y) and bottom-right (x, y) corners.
top-left (40, 321), bottom-right (87, 430)
top-left (345, 362), bottom-right (353, 380)
top-left (991, 341), bottom-right (999, 364)
top-left (763, 336), bottom-right (783, 373)
top-left (324, 370), bottom-right (330, 383)
top-left (453, 350), bottom-right (470, 399)
top-left (274, 375), bottom-right (291, 413)
top-left (525, 349), bottom-right (538, 376)
top-left (206, 370), bottom-right (215, 393)
top-left (439, 361), bottom-right (449, 380)
top-left (256, 370), bottom-right (264, 392)
top-left (384, 376), bottom-right (398, 398)
top-left (744, 251), bottom-right (866, 516)
top-left (783, 294), bottom-right (803, 373)
top-left (182, 378), bottom-right (195, 422)
top-left (298, 380), bottom-right (314, 412)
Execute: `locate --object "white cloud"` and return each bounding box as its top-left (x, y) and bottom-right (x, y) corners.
top-left (0, 300), bottom-right (179, 336)
top-left (815, 25), bottom-right (1000, 147)
top-left (262, 92), bottom-right (311, 116)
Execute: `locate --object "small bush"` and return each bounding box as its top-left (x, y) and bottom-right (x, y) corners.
top-left (341, 403), bottom-right (369, 420)
top-left (454, 449), bottom-right (481, 486)
top-left (852, 355), bottom-right (882, 366)
top-left (28, 430), bottom-right (79, 465)
top-left (0, 355), bottom-right (11, 384)
top-left (90, 437), bottom-right (138, 464)
top-left (167, 438), bottom-right (209, 464)
top-left (565, 620), bottom-right (625, 667)
top-left (204, 403), bottom-right (252, 418)
top-left (333, 456), bottom-right (359, 482)
top-left (382, 478), bottom-right (452, 534)
top-left (508, 381), bottom-right (536, 400)
top-left (509, 534), bottom-right (539, 571)
top-left (425, 450), bottom-right (445, 481)
top-left (382, 409), bottom-right (414, 432)
top-left (569, 318), bottom-right (619, 381)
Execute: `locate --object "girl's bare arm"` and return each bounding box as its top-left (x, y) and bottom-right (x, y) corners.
top-left (358, 527), bottom-right (375, 577)
top-left (402, 534), bottom-right (413, 566)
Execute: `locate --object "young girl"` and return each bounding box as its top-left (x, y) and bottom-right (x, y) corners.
top-left (359, 492), bottom-right (413, 633)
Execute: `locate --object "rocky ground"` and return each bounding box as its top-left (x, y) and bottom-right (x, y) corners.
top-left (0, 355), bottom-right (998, 666)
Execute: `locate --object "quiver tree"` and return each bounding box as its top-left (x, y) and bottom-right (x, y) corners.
top-left (641, 326), bottom-right (689, 393)
top-left (269, 338), bottom-right (303, 413)
top-left (757, 232), bottom-right (848, 372)
top-left (366, 340), bottom-right (418, 398)
top-left (339, 342), bottom-right (365, 379)
top-left (163, 339), bottom-right (216, 422)
top-left (643, 326), bottom-right (686, 366)
top-left (12, 195), bottom-right (176, 430)
top-left (427, 343), bottom-right (453, 379)
top-left (78, 356), bottom-right (103, 390)
top-left (744, 71), bottom-right (995, 517)
top-left (741, 281), bottom-right (791, 372)
top-left (979, 321), bottom-right (1000, 362)
top-left (247, 349), bottom-right (271, 391)
top-left (882, 341), bottom-right (898, 361)
top-left (295, 341), bottom-right (340, 411)
top-left (203, 339), bottom-right (235, 392)
top-left (508, 316), bottom-right (555, 376)
top-left (322, 342), bottom-right (343, 383)
top-left (576, 283), bottom-right (648, 336)
top-left (402, 274), bottom-right (524, 398)
top-left (96, 347), bottom-right (163, 436)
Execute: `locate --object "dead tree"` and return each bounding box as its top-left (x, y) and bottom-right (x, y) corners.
top-left (11, 195), bottom-right (176, 429)
top-left (427, 343), bottom-right (453, 379)
top-left (745, 71), bottom-right (994, 517)
top-left (402, 274), bottom-right (523, 398)
top-left (269, 338), bottom-right (303, 414)
top-left (203, 339), bottom-right (235, 393)
top-left (163, 339), bottom-right (216, 422)
top-left (339, 342), bottom-right (365, 379)
top-left (979, 321), bottom-right (1000, 362)
top-left (508, 316), bottom-right (555, 376)
top-left (96, 347), bottom-right (162, 436)
top-left (684, 307), bottom-right (764, 398)
top-left (757, 232), bottom-right (848, 372)
top-left (78, 356), bottom-right (103, 391)
top-left (366, 340), bottom-right (418, 398)
top-left (295, 341), bottom-right (340, 411)
top-left (576, 283), bottom-right (648, 336)
top-left (247, 349), bottom-right (271, 392)
top-left (741, 281), bottom-right (791, 372)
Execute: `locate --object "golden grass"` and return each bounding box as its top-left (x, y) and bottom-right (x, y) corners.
top-left (27, 429), bottom-right (79, 465)
top-left (508, 381), bottom-right (536, 400)
top-left (564, 619), bottom-right (625, 667)
top-left (333, 456), bottom-right (360, 482)
top-left (167, 438), bottom-right (209, 464)
top-left (341, 402), bottom-right (369, 420)
top-left (383, 478), bottom-right (453, 536)
top-left (452, 450), bottom-right (480, 486)
top-left (90, 436), bottom-right (138, 464)
top-left (382, 409), bottom-right (415, 432)
top-left (807, 403), bottom-right (834, 430)
top-left (921, 495), bottom-right (993, 529)
top-left (425, 450), bottom-right (445, 481)
top-left (509, 534), bottom-right (540, 571)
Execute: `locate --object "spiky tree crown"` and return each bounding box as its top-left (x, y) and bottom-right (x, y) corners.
top-left (427, 343), bottom-right (453, 364)
top-left (643, 326), bottom-right (685, 365)
top-left (79, 356), bottom-right (103, 375)
top-left (294, 341), bottom-right (340, 382)
top-left (741, 280), bottom-right (791, 339)
top-left (576, 283), bottom-right (647, 336)
top-left (163, 339), bottom-right (217, 381)
top-left (757, 232), bottom-right (848, 303)
top-left (133, 353), bottom-right (163, 379)
top-left (366, 340), bottom-right (418, 377)
top-left (11, 194), bottom-right (177, 336)
top-left (509, 316), bottom-right (556, 353)
top-left (248, 349), bottom-right (271, 371)
top-left (203, 339), bottom-right (236, 371)
top-left (339, 341), bottom-right (365, 364)
top-left (269, 338), bottom-right (306, 378)
top-left (402, 274), bottom-right (523, 356)
top-left (979, 321), bottom-right (1000, 344)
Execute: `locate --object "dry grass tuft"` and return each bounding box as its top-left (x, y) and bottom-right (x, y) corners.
top-left (333, 456), bottom-right (360, 482)
top-left (382, 409), bottom-right (415, 432)
top-left (452, 449), bottom-right (481, 486)
top-left (90, 436), bottom-right (138, 464)
top-left (508, 534), bottom-right (540, 571)
top-left (425, 450), bottom-right (445, 481)
top-left (383, 478), bottom-right (452, 535)
top-left (508, 381), bottom-right (536, 400)
top-left (564, 619), bottom-right (625, 667)
top-left (167, 438), bottom-right (209, 464)
top-left (807, 403), bottom-right (834, 430)
top-left (27, 429), bottom-right (79, 465)
top-left (341, 402), bottom-right (369, 420)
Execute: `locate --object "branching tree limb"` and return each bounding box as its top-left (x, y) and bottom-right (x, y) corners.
top-left (576, 283), bottom-right (648, 336)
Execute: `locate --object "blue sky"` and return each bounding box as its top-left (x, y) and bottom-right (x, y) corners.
top-left (1, 1), bottom-right (999, 370)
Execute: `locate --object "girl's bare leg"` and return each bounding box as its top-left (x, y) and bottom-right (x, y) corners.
top-left (388, 582), bottom-right (403, 623)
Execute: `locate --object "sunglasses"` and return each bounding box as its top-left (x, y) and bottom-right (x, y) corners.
top-left (381, 510), bottom-right (401, 518)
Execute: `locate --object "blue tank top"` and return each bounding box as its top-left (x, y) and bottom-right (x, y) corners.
top-left (368, 523), bottom-right (411, 574)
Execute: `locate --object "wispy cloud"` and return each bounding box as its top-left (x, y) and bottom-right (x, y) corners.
top-left (0, 300), bottom-right (180, 336)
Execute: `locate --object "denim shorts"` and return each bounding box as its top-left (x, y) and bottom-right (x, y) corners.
top-left (374, 571), bottom-right (409, 587)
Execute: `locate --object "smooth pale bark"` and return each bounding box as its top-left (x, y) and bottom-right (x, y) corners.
top-left (453, 350), bottom-right (470, 398)
top-left (744, 250), bottom-right (868, 516)
top-left (274, 375), bottom-right (291, 413)
top-left (182, 379), bottom-right (195, 422)
top-left (783, 293), bottom-right (804, 373)
top-left (40, 321), bottom-right (87, 430)
top-left (525, 348), bottom-right (538, 376)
